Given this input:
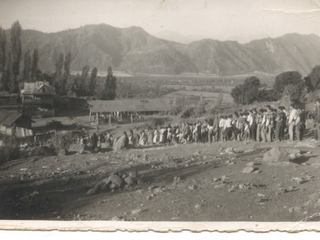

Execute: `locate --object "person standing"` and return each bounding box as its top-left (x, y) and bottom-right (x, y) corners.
top-left (247, 109), bottom-right (257, 141)
top-left (275, 106), bottom-right (287, 141)
top-left (288, 104), bottom-right (299, 141)
top-left (314, 99), bottom-right (320, 140)
top-left (256, 109), bottom-right (264, 142)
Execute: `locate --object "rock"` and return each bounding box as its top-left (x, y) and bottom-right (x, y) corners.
top-left (143, 153), bottom-right (149, 162)
top-left (113, 134), bottom-right (129, 152)
top-left (225, 160), bottom-right (235, 165)
top-left (213, 177), bottom-right (220, 182)
top-left (172, 176), bottom-right (181, 185)
top-left (233, 148), bottom-right (245, 154)
top-left (246, 162), bottom-right (259, 167)
top-left (68, 144), bottom-right (85, 154)
top-left (289, 152), bottom-right (302, 161)
top-left (214, 184), bottom-right (224, 189)
top-left (108, 174), bottom-right (124, 189)
top-left (188, 184), bottom-right (198, 190)
top-left (147, 194), bottom-right (154, 200)
top-left (228, 185), bottom-right (237, 192)
top-left (295, 140), bottom-right (318, 148)
top-left (87, 173), bottom-right (124, 195)
top-left (153, 187), bottom-right (164, 194)
top-left (242, 166), bottom-right (258, 174)
top-left (288, 206), bottom-right (302, 213)
top-left (111, 216), bottom-right (123, 221)
top-left (256, 193), bottom-right (269, 203)
top-left (58, 149), bottom-right (67, 156)
top-left (194, 203), bottom-right (202, 210)
top-left (131, 208), bottom-right (146, 215)
top-left (283, 186), bottom-right (299, 193)
top-left (263, 147), bottom-right (301, 162)
top-left (124, 176), bottom-right (136, 186)
top-left (291, 177), bottom-right (308, 184)
top-left (238, 183), bottom-right (251, 191)
top-left (20, 190), bottom-right (39, 200)
top-left (221, 175), bottom-right (231, 184)
top-left (193, 151), bottom-right (201, 156)
top-left (225, 147), bottom-right (235, 154)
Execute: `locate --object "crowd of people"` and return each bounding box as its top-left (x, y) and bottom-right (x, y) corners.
top-left (124, 104), bottom-right (307, 148)
top-left (71, 104), bottom-right (309, 152)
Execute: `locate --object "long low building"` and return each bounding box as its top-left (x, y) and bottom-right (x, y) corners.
top-left (88, 98), bottom-right (173, 124)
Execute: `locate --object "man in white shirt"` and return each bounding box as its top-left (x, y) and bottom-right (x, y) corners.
top-left (219, 116), bottom-right (226, 141)
top-left (288, 104), bottom-right (299, 141)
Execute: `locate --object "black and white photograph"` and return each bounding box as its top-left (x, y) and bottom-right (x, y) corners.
top-left (1, 0), bottom-right (320, 226)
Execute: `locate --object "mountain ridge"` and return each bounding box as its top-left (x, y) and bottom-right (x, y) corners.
top-left (17, 23), bottom-right (320, 75)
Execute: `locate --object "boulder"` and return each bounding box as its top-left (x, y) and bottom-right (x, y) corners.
top-left (113, 135), bottom-right (129, 152)
top-left (295, 140), bottom-right (319, 149)
top-left (263, 147), bottom-right (301, 162)
top-left (68, 144), bottom-right (85, 154)
top-left (242, 166), bottom-right (258, 174)
top-left (224, 147), bottom-right (235, 154)
top-left (86, 173), bottom-right (124, 195)
top-left (124, 176), bottom-right (136, 186)
top-left (108, 174), bottom-right (124, 189)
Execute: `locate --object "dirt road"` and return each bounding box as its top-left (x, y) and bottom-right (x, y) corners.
top-left (1, 140), bottom-right (320, 221)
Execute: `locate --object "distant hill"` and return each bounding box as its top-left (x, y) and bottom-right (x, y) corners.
top-left (20, 24), bottom-right (320, 75)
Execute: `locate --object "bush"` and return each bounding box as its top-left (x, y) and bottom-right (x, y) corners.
top-left (231, 76), bottom-right (261, 105)
top-left (180, 106), bottom-right (195, 118)
top-left (149, 117), bottom-right (169, 128)
top-left (273, 71), bottom-right (304, 99)
top-left (0, 137), bottom-right (20, 162)
top-left (51, 132), bottom-right (74, 154)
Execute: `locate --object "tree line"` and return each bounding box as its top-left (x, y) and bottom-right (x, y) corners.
top-left (231, 66), bottom-right (320, 106)
top-left (0, 21), bottom-right (116, 100)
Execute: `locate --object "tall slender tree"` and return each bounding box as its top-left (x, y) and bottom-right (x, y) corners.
top-left (80, 65), bottom-right (90, 95)
top-left (61, 51), bottom-right (72, 95)
top-left (101, 66), bottom-right (117, 100)
top-left (55, 52), bottom-right (64, 77)
top-left (23, 49), bottom-right (31, 82)
top-left (31, 48), bottom-right (39, 81)
top-left (53, 52), bottom-right (64, 94)
top-left (5, 52), bottom-right (13, 92)
top-left (89, 67), bottom-right (98, 96)
top-left (0, 27), bottom-right (6, 73)
top-left (10, 21), bottom-right (22, 92)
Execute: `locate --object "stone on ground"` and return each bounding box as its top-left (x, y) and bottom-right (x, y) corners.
top-left (68, 144), bottom-right (85, 154)
top-left (242, 166), bottom-right (258, 174)
top-left (263, 147), bottom-right (301, 162)
top-left (113, 135), bottom-right (129, 152)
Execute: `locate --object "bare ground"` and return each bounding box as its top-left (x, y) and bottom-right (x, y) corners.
top-left (1, 140), bottom-right (320, 221)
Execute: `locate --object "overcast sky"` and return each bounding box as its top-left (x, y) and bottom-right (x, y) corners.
top-left (1, 0), bottom-right (320, 43)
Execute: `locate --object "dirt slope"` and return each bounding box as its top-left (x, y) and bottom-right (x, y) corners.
top-left (1, 140), bottom-right (320, 221)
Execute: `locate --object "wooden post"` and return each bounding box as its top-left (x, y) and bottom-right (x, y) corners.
top-left (89, 109), bottom-right (92, 122)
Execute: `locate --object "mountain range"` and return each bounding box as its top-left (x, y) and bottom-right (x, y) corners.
top-left (20, 24), bottom-right (320, 76)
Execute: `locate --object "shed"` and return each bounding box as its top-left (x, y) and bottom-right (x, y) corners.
top-left (88, 98), bottom-right (172, 124)
top-left (0, 110), bottom-right (33, 138)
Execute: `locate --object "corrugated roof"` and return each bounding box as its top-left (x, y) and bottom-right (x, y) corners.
top-left (89, 98), bottom-right (172, 113)
top-left (0, 110), bottom-right (23, 127)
